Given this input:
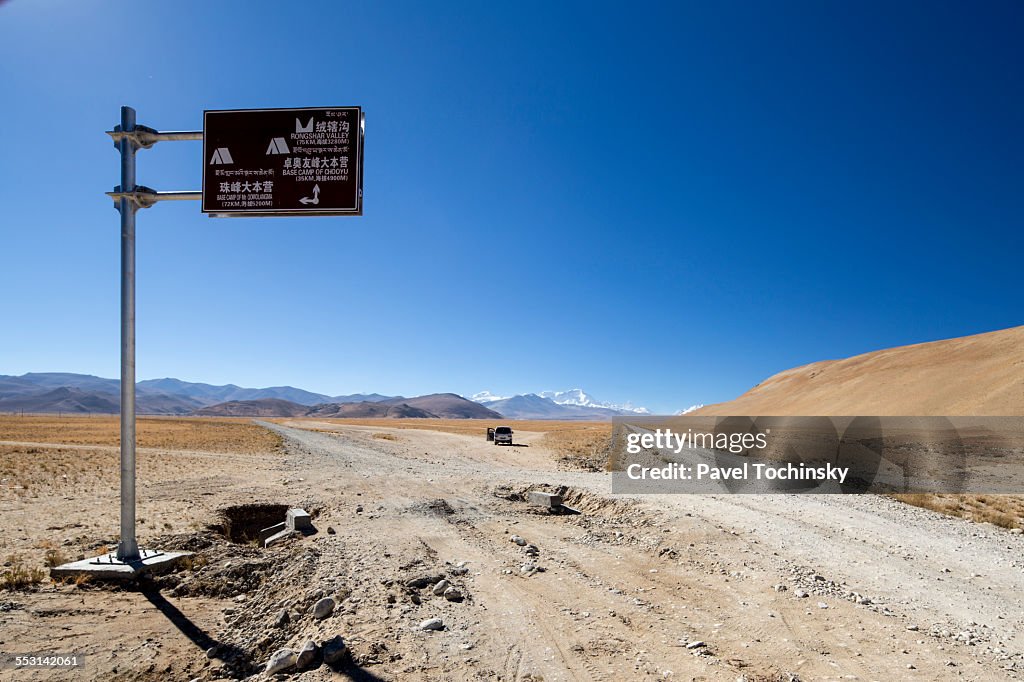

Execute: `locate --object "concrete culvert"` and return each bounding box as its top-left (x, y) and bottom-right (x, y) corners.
top-left (215, 503), bottom-right (289, 543)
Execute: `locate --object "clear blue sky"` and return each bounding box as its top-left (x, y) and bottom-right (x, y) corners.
top-left (1, 1), bottom-right (1021, 413)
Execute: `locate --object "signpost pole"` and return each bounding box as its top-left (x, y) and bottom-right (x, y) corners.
top-left (115, 105), bottom-right (140, 562)
top-left (49, 109), bottom-right (209, 577)
top-left (100, 105), bottom-right (362, 566)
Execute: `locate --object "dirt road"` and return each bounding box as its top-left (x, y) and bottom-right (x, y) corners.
top-left (253, 421), bottom-right (1024, 681)
top-left (3, 420), bottom-right (1023, 681)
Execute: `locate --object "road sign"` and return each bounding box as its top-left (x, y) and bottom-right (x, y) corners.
top-left (202, 107), bottom-right (363, 217)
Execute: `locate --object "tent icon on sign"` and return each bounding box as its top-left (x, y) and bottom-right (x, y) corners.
top-left (296, 117), bottom-right (314, 133)
top-left (266, 137), bottom-right (290, 155)
top-left (209, 148), bottom-right (233, 165)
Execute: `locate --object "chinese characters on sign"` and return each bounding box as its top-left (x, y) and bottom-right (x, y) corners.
top-left (202, 107), bottom-right (363, 216)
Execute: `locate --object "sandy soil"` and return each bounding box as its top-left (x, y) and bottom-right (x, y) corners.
top-left (2, 420), bottom-right (1023, 681)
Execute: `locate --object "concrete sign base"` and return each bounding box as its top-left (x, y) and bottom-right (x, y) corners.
top-left (50, 550), bottom-right (191, 581)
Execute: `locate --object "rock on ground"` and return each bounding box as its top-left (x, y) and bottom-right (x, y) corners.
top-left (313, 597), bottom-right (335, 619)
top-left (419, 617), bottom-right (444, 631)
top-left (266, 648), bottom-right (297, 674)
top-left (322, 634), bottom-right (347, 664)
top-left (296, 639), bottom-right (319, 669)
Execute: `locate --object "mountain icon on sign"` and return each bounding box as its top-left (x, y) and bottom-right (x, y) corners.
top-left (209, 148), bottom-right (234, 165)
top-left (266, 137), bottom-right (290, 154)
top-left (296, 117), bottom-right (314, 133)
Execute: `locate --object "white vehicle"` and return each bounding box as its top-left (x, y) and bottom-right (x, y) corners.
top-left (487, 426), bottom-right (514, 446)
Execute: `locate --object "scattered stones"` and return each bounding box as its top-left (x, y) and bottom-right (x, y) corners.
top-left (511, 535), bottom-right (527, 546)
top-left (313, 597), bottom-right (335, 620)
top-left (265, 648), bottom-right (297, 674)
top-left (274, 609), bottom-right (289, 627)
top-left (327, 526), bottom-right (336, 535)
top-left (1010, 528), bottom-right (1023, 535)
top-left (521, 563), bottom-right (537, 575)
top-left (817, 602), bottom-right (828, 609)
top-left (205, 645), bottom-right (218, 659)
top-left (794, 589), bottom-right (809, 598)
top-left (296, 640), bottom-right (318, 669)
top-left (686, 641), bottom-right (706, 649)
top-left (443, 587), bottom-right (464, 602)
top-left (907, 625), bottom-right (919, 631)
top-left (322, 635), bottom-right (347, 664)
top-left (432, 579), bottom-right (451, 596)
top-left (419, 617), bottom-right (444, 631)
top-left (774, 584), bottom-right (788, 592)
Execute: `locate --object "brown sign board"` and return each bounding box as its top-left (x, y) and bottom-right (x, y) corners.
top-left (202, 107), bottom-right (363, 217)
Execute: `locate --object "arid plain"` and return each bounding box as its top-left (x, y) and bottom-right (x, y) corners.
top-left (1, 414), bottom-right (1023, 681)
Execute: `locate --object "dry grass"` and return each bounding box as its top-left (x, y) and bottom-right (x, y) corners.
top-left (372, 432), bottom-right (398, 441)
top-left (0, 555), bottom-right (47, 591)
top-left (0, 415), bottom-right (282, 454)
top-left (541, 424), bottom-right (613, 471)
top-left (0, 443), bottom-right (229, 500)
top-left (0, 417), bottom-right (283, 506)
top-left (43, 547), bottom-right (68, 568)
top-left (276, 417), bottom-right (609, 437)
top-left (0, 445), bottom-right (111, 497)
top-left (0, 417), bottom-right (286, 576)
top-left (893, 493), bottom-right (1024, 529)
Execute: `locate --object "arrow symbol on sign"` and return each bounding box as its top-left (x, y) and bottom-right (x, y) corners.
top-left (299, 184), bottom-right (320, 205)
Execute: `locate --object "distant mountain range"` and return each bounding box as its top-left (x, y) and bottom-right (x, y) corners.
top-left (0, 373), bottom-right (501, 419)
top-left (198, 394), bottom-right (501, 419)
top-left (0, 373), bottom-right (395, 416)
top-left (0, 373), bottom-right (202, 415)
top-left (136, 377), bottom-right (392, 407)
top-left (0, 373), bottom-right (654, 420)
top-left (471, 388), bottom-right (650, 420)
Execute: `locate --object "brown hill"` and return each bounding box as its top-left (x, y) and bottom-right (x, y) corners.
top-left (382, 393), bottom-right (503, 419)
top-left (0, 386), bottom-right (202, 415)
top-left (194, 398), bottom-right (309, 417)
top-left (698, 325), bottom-right (1024, 416)
top-left (306, 402), bottom-right (437, 419)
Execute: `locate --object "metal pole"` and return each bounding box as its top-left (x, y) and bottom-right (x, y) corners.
top-left (116, 105), bottom-right (140, 562)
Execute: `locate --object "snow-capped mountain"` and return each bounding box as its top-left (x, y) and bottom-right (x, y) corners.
top-left (471, 388), bottom-right (650, 419)
top-left (539, 389), bottom-right (650, 415)
top-left (675, 404), bottom-right (704, 415)
top-left (470, 391), bottom-right (509, 404)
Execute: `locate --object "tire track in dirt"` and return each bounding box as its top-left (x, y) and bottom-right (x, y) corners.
top-left (264, 421), bottom-right (1021, 681)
